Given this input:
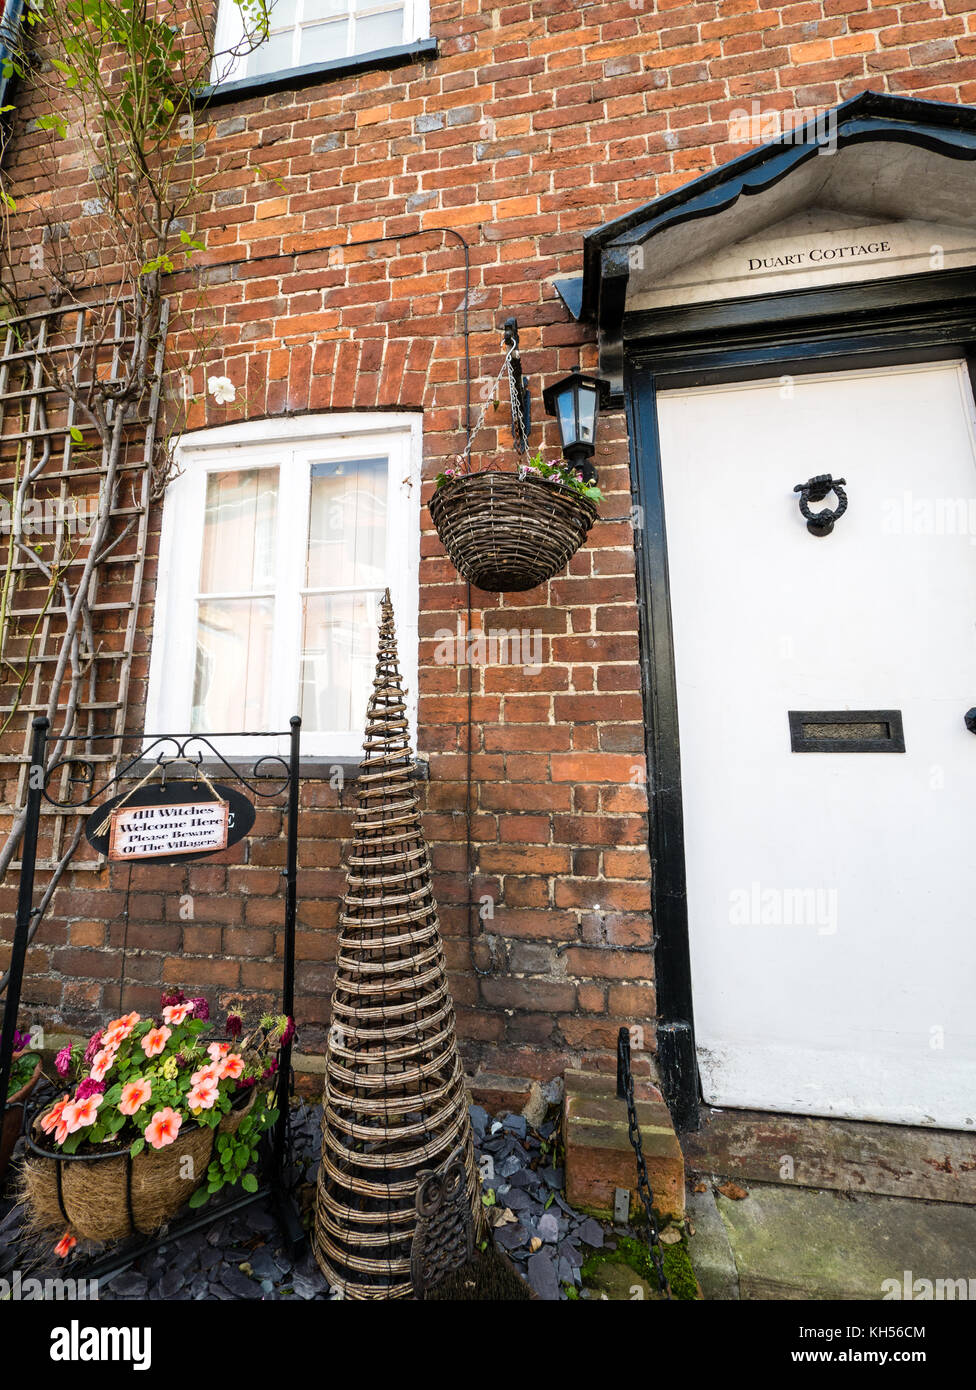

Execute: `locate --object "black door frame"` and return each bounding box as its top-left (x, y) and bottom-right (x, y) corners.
top-left (625, 266), bottom-right (976, 1132)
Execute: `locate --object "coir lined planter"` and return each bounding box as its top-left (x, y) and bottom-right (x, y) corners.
top-left (22, 1090), bottom-right (255, 1243)
top-left (429, 471), bottom-right (598, 592)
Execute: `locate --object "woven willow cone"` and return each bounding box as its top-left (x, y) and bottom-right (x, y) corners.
top-left (313, 589), bottom-right (481, 1299)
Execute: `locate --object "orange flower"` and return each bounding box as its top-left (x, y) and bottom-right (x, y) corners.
top-left (141, 1025), bottom-right (171, 1059)
top-left (54, 1232), bottom-right (76, 1259)
top-left (119, 1079), bottom-right (152, 1116)
top-left (162, 1003), bottom-right (192, 1026)
top-left (218, 1053), bottom-right (245, 1080)
top-left (89, 1048), bottom-right (117, 1082)
top-left (144, 1107), bottom-right (182, 1149)
top-left (207, 1042), bottom-right (231, 1063)
top-left (61, 1094), bottom-right (102, 1135)
top-left (187, 1076), bottom-right (219, 1111)
top-left (40, 1096), bottom-right (70, 1136)
top-left (102, 1012), bottom-right (140, 1047)
top-left (191, 1062), bottom-right (221, 1087)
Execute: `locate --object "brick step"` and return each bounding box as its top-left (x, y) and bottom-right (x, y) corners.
top-left (564, 1069), bottom-right (685, 1221)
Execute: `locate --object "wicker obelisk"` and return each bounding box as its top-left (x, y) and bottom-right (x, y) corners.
top-left (313, 590), bottom-right (481, 1299)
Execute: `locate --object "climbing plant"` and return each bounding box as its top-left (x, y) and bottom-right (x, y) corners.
top-left (0, 0), bottom-right (270, 971)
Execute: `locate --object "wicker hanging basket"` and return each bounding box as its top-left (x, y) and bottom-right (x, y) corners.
top-left (429, 471), bottom-right (598, 592)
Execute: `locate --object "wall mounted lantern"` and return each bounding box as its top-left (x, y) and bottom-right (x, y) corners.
top-left (542, 370), bottom-right (611, 484)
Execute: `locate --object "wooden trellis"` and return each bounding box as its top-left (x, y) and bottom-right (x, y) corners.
top-left (0, 295), bottom-right (169, 870)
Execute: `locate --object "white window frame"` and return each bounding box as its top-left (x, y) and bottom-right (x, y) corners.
top-left (211, 0), bottom-right (430, 86)
top-left (146, 413), bottom-right (421, 761)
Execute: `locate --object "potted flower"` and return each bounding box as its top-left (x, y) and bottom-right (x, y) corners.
top-left (429, 451), bottom-right (603, 593)
top-left (23, 992), bottom-right (292, 1252)
top-left (0, 1025), bottom-right (43, 1183)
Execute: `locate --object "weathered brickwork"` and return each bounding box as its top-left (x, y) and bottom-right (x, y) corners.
top-left (1, 0), bottom-right (973, 1088)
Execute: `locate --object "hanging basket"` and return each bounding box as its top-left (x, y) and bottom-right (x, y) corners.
top-left (21, 1089), bottom-right (255, 1244)
top-left (429, 471), bottom-right (598, 593)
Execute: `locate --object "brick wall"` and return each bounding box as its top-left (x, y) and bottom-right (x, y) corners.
top-left (1, 0), bottom-right (973, 1088)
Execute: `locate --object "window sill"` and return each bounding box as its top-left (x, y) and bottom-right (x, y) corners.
top-left (194, 38), bottom-right (439, 109)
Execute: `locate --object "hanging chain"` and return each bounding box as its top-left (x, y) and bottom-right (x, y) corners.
top-left (454, 344), bottom-right (517, 471)
top-left (617, 1027), bottom-right (672, 1299)
top-left (506, 350), bottom-right (528, 456)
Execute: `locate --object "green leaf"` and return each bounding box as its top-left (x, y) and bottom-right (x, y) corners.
top-left (36, 114), bottom-right (69, 138)
top-left (188, 1186), bottom-right (209, 1209)
top-left (129, 1137), bottom-right (145, 1158)
top-left (241, 1172), bottom-right (258, 1193)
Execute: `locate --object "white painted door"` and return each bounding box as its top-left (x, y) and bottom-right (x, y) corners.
top-left (657, 361), bottom-right (976, 1129)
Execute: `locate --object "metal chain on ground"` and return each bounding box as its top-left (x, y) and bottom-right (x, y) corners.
top-left (617, 1027), bottom-right (671, 1299)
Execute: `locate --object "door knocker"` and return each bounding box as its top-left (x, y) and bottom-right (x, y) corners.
top-left (794, 473), bottom-right (847, 537)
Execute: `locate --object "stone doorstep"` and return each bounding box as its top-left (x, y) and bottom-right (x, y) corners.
top-left (564, 1070), bottom-right (685, 1221)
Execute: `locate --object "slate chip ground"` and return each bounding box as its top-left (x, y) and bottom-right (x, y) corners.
top-left (0, 1100), bottom-right (614, 1301)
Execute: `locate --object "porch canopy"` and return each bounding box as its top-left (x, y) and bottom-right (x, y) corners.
top-left (561, 92), bottom-right (976, 390)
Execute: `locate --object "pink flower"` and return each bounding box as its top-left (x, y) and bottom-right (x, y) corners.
top-left (141, 1026), bottom-right (171, 1059)
top-left (187, 1077), bottom-right (219, 1111)
top-left (162, 1003), bottom-right (192, 1026)
top-left (89, 1048), bottom-right (117, 1082)
top-left (225, 1013), bottom-right (243, 1038)
top-left (189, 997), bottom-right (209, 1021)
top-left (218, 1053), bottom-right (244, 1080)
top-left (61, 1094), bottom-right (102, 1135)
top-left (207, 1042), bottom-right (231, 1063)
top-left (54, 1232), bottom-right (76, 1259)
top-left (55, 1046), bottom-right (73, 1079)
top-left (83, 1030), bottom-right (104, 1065)
top-left (144, 1108), bottom-right (182, 1150)
top-left (40, 1096), bottom-right (70, 1136)
top-left (119, 1079), bottom-right (152, 1116)
top-left (191, 1062), bottom-right (221, 1087)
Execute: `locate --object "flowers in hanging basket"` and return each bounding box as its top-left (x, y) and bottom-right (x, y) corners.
top-left (34, 996), bottom-right (293, 1174)
top-left (434, 451), bottom-right (603, 505)
top-left (516, 452), bottom-right (603, 504)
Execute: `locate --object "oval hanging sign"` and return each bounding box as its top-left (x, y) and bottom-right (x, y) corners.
top-left (85, 781), bottom-right (255, 863)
